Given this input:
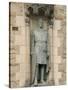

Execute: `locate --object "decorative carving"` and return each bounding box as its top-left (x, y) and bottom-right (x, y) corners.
top-left (25, 4), bottom-right (54, 25)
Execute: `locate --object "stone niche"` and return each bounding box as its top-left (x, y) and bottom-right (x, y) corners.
top-left (25, 3), bottom-right (54, 86)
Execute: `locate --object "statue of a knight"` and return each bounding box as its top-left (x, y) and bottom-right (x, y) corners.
top-left (31, 18), bottom-right (50, 86)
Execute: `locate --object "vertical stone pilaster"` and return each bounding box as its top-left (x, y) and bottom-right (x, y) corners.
top-left (9, 2), bottom-right (29, 87)
top-left (53, 5), bottom-right (66, 85)
top-left (47, 25), bottom-right (55, 85)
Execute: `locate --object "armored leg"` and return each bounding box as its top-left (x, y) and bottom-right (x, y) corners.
top-left (40, 65), bottom-right (45, 83)
top-left (33, 64), bottom-right (38, 85)
top-left (44, 65), bottom-right (47, 81)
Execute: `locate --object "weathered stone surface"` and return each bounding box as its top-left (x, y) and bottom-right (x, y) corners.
top-left (14, 26), bottom-right (25, 35)
top-left (54, 56), bottom-right (62, 64)
top-left (10, 58), bottom-right (16, 65)
top-left (9, 2), bottom-right (66, 87)
top-left (48, 80), bottom-right (55, 86)
top-left (12, 26), bottom-right (18, 31)
top-left (10, 2), bottom-right (24, 16)
top-left (58, 63), bottom-right (66, 72)
top-left (59, 77), bottom-right (66, 85)
top-left (10, 80), bottom-right (20, 88)
top-left (10, 16), bottom-right (16, 26)
top-left (57, 29), bottom-right (64, 38)
top-left (57, 46), bottom-right (63, 56)
top-left (54, 5), bottom-right (66, 20)
top-left (14, 28), bottom-right (26, 46)
top-left (10, 73), bottom-right (16, 81)
top-left (53, 5), bottom-right (66, 85)
top-left (53, 20), bottom-right (62, 30)
top-left (11, 64), bottom-right (20, 74)
top-left (62, 73), bottom-right (66, 81)
top-left (54, 71), bottom-right (62, 85)
top-left (10, 46), bottom-right (20, 55)
top-left (16, 16), bottom-right (25, 27)
top-left (20, 64), bottom-right (26, 72)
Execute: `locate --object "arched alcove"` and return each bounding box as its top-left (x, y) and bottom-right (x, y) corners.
top-left (25, 4), bottom-right (54, 86)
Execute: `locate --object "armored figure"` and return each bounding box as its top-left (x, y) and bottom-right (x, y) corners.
top-left (31, 18), bottom-right (49, 85)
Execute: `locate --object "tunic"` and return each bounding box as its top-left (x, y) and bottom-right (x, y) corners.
top-left (31, 29), bottom-right (48, 64)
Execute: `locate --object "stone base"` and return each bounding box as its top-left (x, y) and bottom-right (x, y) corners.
top-left (31, 82), bottom-right (50, 87)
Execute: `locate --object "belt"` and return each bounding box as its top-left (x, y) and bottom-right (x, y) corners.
top-left (35, 40), bottom-right (47, 43)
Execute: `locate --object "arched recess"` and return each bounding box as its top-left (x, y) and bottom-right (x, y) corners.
top-left (24, 3), bottom-right (54, 85)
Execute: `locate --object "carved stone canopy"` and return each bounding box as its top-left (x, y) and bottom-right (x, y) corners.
top-left (26, 4), bottom-right (54, 20)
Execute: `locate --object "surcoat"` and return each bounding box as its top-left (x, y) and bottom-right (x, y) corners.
top-left (31, 29), bottom-right (48, 64)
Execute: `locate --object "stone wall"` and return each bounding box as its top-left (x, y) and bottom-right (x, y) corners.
top-left (9, 2), bottom-right (66, 88)
top-left (9, 2), bottom-right (30, 88)
top-left (53, 5), bottom-right (66, 85)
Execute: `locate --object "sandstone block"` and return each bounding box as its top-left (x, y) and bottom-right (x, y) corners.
top-left (11, 64), bottom-right (20, 74)
top-left (10, 2), bottom-right (24, 16)
top-left (54, 5), bottom-right (66, 20)
top-left (58, 63), bottom-right (66, 72)
top-left (16, 16), bottom-right (25, 27)
top-left (10, 80), bottom-right (20, 88)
